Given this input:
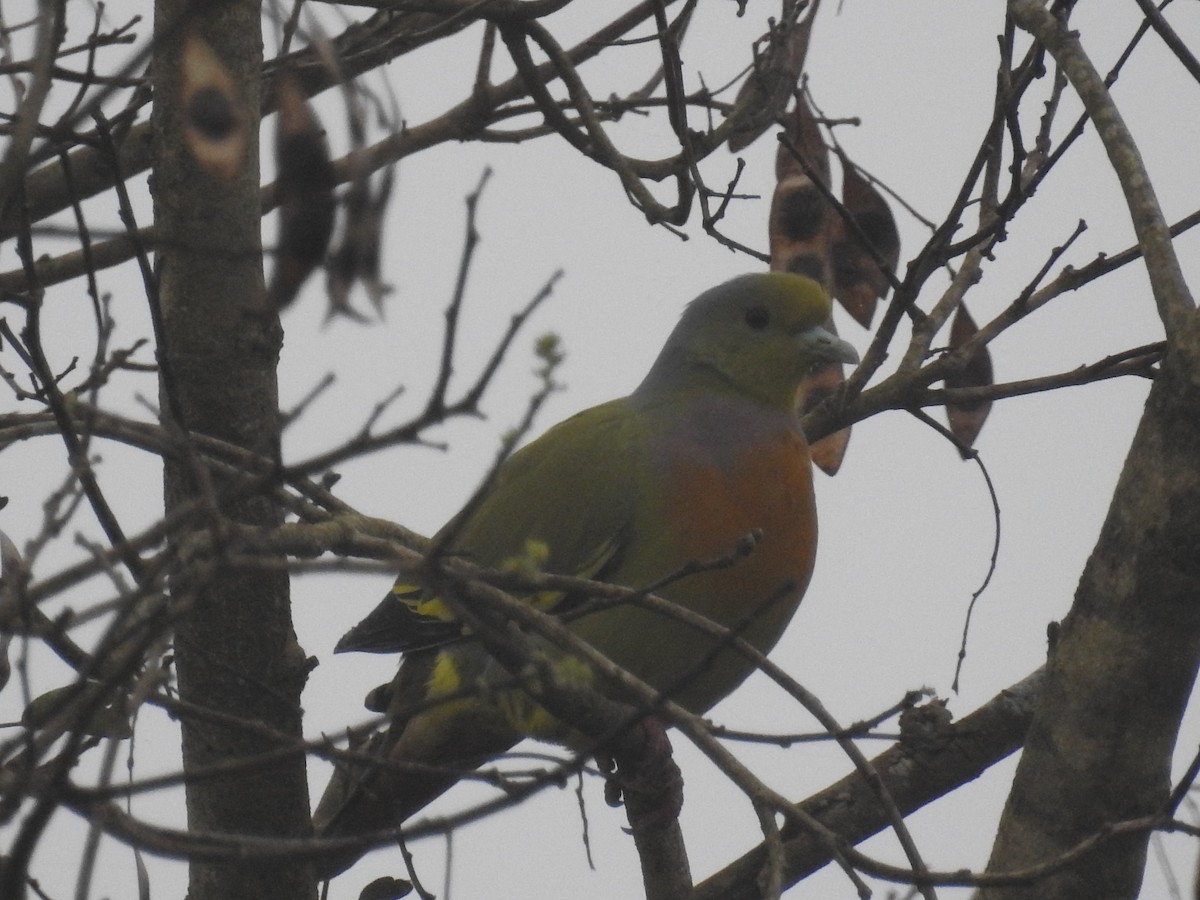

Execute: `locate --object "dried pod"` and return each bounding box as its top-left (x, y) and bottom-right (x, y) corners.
top-left (268, 73), bottom-right (337, 310)
top-left (945, 303), bottom-right (994, 448)
top-left (180, 32), bottom-right (247, 182)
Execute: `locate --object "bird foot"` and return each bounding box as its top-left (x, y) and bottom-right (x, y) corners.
top-left (599, 716), bottom-right (684, 832)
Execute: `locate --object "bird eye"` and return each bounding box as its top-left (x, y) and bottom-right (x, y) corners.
top-left (744, 305), bottom-right (770, 330)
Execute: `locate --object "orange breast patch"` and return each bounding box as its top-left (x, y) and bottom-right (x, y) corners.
top-left (658, 429), bottom-right (817, 628)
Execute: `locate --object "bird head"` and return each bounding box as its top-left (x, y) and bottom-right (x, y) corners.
top-left (639, 273), bottom-right (859, 410)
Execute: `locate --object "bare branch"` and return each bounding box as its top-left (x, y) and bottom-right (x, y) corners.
top-left (1011, 0), bottom-right (1195, 334)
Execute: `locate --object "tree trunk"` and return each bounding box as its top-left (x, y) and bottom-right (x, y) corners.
top-left (978, 311), bottom-right (1200, 897)
top-left (151, 3), bottom-right (315, 900)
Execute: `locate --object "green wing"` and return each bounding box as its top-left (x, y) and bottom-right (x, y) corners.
top-left (335, 398), bottom-right (644, 655)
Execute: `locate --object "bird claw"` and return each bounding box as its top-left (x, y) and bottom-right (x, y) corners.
top-left (599, 717), bottom-right (684, 832)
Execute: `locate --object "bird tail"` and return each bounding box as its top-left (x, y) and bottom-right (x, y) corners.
top-left (311, 657), bottom-right (520, 880)
top-left (312, 730), bottom-right (503, 880)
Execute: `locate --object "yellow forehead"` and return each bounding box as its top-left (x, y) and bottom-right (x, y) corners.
top-left (741, 272), bottom-right (831, 324)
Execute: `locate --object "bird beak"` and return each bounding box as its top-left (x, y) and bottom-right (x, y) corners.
top-left (802, 325), bottom-right (859, 366)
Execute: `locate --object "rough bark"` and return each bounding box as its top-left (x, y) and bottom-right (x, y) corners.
top-left (695, 669), bottom-right (1041, 899)
top-left (978, 310), bottom-right (1200, 897)
top-left (151, 3), bottom-right (315, 900)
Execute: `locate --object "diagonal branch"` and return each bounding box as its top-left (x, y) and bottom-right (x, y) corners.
top-left (1010, 0), bottom-right (1195, 335)
top-left (696, 668), bottom-right (1043, 899)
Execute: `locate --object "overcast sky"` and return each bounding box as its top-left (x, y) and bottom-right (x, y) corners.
top-left (4, 3), bottom-right (1200, 898)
